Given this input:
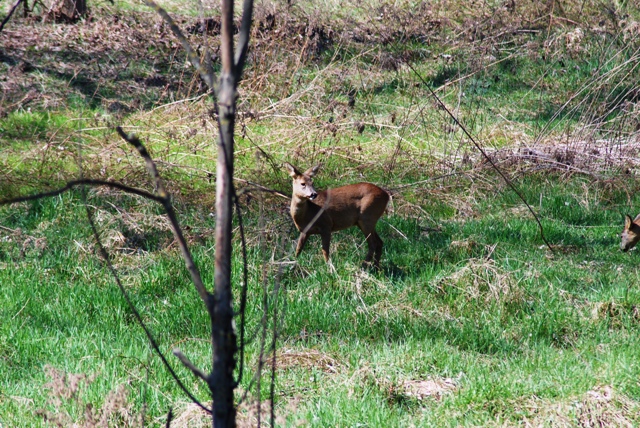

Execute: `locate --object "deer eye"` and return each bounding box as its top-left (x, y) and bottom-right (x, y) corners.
top-left (301, 183), bottom-right (306, 187)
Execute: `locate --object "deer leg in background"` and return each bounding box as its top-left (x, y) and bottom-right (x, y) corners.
top-left (321, 232), bottom-right (331, 262)
top-left (295, 232), bottom-right (309, 257)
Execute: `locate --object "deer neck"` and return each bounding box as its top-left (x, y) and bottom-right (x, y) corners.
top-left (290, 194), bottom-right (309, 219)
top-left (291, 193), bottom-right (321, 227)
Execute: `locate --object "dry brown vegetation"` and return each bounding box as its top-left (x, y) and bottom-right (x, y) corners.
top-left (514, 385), bottom-right (640, 427)
top-left (36, 365), bottom-right (144, 427)
top-left (2, 0), bottom-right (639, 206)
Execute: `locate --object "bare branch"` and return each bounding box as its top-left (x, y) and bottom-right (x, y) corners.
top-left (0, 179), bottom-right (162, 206)
top-left (142, 0), bottom-right (215, 90)
top-left (84, 186), bottom-right (212, 414)
top-left (0, 0), bottom-right (24, 33)
top-left (207, 0), bottom-right (246, 422)
top-left (219, 0), bottom-right (234, 77)
top-left (234, 0), bottom-right (254, 75)
top-left (142, 0), bottom-right (256, 421)
top-left (116, 127), bottom-right (211, 305)
top-left (173, 348), bottom-right (210, 383)
top-left (115, 127), bottom-right (168, 198)
top-left (406, 62), bottom-right (554, 252)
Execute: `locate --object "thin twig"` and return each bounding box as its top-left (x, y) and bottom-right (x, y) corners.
top-left (11, 297), bottom-right (30, 321)
top-left (406, 62), bottom-right (554, 252)
top-left (116, 127), bottom-right (211, 305)
top-left (0, 179), bottom-right (162, 206)
top-left (0, 0), bottom-right (23, 33)
top-left (82, 187), bottom-right (212, 414)
top-left (234, 177), bottom-right (289, 199)
top-left (386, 171), bottom-right (468, 191)
top-left (269, 266), bottom-right (283, 428)
top-left (173, 349), bottom-right (210, 383)
top-left (165, 408), bottom-right (173, 428)
top-left (232, 193), bottom-right (250, 387)
top-left (238, 196), bottom-right (269, 407)
top-left (142, 0), bottom-right (216, 90)
top-left (381, 219), bottom-right (409, 240)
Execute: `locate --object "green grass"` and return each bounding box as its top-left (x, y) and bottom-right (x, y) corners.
top-left (2, 0), bottom-right (640, 425)
top-left (2, 174), bottom-right (640, 426)
top-left (0, 111), bottom-right (77, 142)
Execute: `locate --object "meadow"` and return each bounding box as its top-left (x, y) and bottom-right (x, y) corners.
top-left (1, 0), bottom-right (640, 426)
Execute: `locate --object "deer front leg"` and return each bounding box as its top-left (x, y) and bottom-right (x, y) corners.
top-left (295, 232), bottom-right (309, 257)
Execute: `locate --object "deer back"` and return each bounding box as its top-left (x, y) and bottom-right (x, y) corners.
top-left (311, 183), bottom-right (389, 232)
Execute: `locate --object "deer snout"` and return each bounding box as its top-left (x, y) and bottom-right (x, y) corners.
top-left (309, 192), bottom-right (318, 200)
top-left (621, 241), bottom-right (633, 252)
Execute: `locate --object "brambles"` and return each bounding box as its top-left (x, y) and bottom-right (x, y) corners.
top-left (36, 366), bottom-right (143, 428)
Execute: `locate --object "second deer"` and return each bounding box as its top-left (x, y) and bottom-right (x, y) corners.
top-left (284, 163), bottom-right (390, 269)
top-left (621, 214), bottom-right (640, 252)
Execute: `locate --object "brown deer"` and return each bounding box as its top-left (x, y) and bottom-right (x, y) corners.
top-left (621, 214), bottom-right (640, 252)
top-left (284, 163), bottom-right (390, 269)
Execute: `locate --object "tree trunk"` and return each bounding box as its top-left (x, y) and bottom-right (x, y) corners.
top-left (210, 76), bottom-right (238, 427)
top-left (209, 0), bottom-right (240, 425)
top-left (50, 0), bottom-right (86, 21)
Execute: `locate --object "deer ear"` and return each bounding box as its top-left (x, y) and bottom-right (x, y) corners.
top-left (306, 164), bottom-right (321, 177)
top-left (284, 162), bottom-right (299, 178)
top-left (633, 213), bottom-right (640, 223)
top-left (625, 215), bottom-right (633, 229)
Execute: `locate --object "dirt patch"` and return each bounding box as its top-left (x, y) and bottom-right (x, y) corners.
top-left (36, 365), bottom-right (143, 427)
top-left (516, 385), bottom-right (640, 427)
top-left (435, 256), bottom-right (525, 305)
top-left (373, 373), bottom-right (459, 405)
top-left (275, 348), bottom-right (342, 373)
top-left (235, 397), bottom-right (304, 428)
top-left (400, 377), bottom-right (458, 401)
top-left (0, 12), bottom-right (201, 112)
top-left (170, 402), bottom-right (209, 428)
top-left (590, 301), bottom-right (640, 327)
top-left (4, 0), bottom-right (599, 114)
top-left (0, 223), bottom-right (48, 260)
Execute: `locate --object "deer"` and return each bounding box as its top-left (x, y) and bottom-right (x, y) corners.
top-left (284, 162), bottom-right (390, 269)
top-left (620, 214), bottom-right (640, 252)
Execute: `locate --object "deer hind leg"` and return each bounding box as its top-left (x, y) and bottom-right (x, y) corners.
top-left (371, 231), bottom-right (383, 268)
top-left (358, 222), bottom-right (383, 269)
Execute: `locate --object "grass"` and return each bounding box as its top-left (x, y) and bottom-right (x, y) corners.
top-left (2, 174), bottom-right (640, 426)
top-left (2, 0), bottom-right (640, 425)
